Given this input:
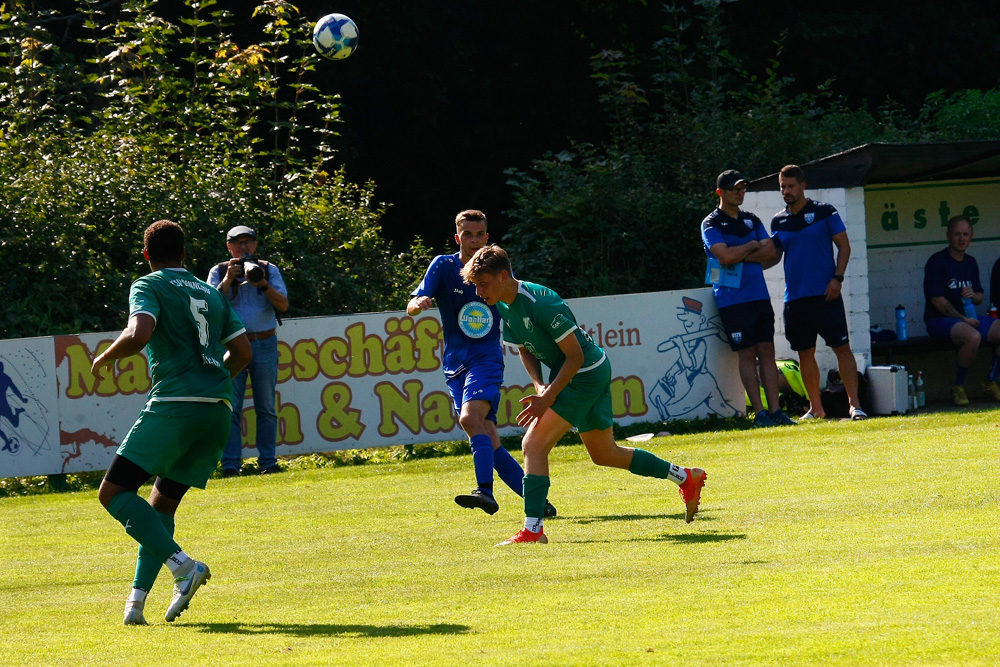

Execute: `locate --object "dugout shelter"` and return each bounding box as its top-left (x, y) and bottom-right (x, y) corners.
top-left (743, 140), bottom-right (1000, 403)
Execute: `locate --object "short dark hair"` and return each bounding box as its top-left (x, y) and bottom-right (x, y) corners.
top-left (779, 164), bottom-right (806, 183)
top-left (947, 214), bottom-right (973, 234)
top-left (460, 244), bottom-right (511, 283)
top-left (144, 220), bottom-right (186, 263)
top-left (455, 209), bottom-right (487, 232)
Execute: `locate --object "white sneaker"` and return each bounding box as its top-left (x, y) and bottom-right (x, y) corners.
top-left (165, 560), bottom-right (211, 622)
top-left (123, 600), bottom-right (148, 626)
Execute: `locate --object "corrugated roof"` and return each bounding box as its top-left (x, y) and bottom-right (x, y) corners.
top-left (747, 141), bottom-right (1000, 191)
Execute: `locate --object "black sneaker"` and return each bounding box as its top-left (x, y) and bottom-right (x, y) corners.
top-left (221, 468), bottom-right (239, 478)
top-left (544, 501), bottom-right (557, 518)
top-left (454, 489), bottom-right (500, 515)
top-left (259, 465), bottom-right (282, 475)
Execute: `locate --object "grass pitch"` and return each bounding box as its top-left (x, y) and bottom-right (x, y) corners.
top-left (3, 408), bottom-right (1000, 666)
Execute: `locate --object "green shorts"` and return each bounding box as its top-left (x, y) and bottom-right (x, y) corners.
top-left (549, 357), bottom-right (614, 433)
top-left (118, 400), bottom-right (232, 489)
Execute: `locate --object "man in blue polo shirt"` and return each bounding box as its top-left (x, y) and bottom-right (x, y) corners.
top-left (924, 214), bottom-right (1000, 405)
top-left (702, 169), bottom-right (793, 427)
top-left (766, 164), bottom-right (867, 421)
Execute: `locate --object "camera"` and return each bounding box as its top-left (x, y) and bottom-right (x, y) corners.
top-left (238, 254), bottom-right (265, 282)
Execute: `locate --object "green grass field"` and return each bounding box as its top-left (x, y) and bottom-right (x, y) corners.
top-left (4, 409), bottom-right (1000, 666)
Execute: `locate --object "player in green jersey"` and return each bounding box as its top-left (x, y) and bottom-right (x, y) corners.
top-left (460, 245), bottom-right (707, 546)
top-left (93, 220), bottom-right (252, 624)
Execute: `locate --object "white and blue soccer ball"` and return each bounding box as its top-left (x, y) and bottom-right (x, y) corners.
top-left (313, 13), bottom-right (359, 60)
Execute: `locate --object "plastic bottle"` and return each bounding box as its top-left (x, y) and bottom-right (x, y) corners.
top-left (963, 297), bottom-right (977, 319)
top-left (907, 374), bottom-right (917, 411)
top-left (915, 371), bottom-right (925, 407)
top-left (990, 304), bottom-right (998, 319)
top-left (895, 305), bottom-right (908, 341)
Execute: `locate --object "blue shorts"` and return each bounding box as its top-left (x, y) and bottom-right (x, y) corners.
top-left (784, 295), bottom-right (850, 351)
top-left (718, 299), bottom-right (775, 351)
top-left (446, 359), bottom-right (503, 422)
top-left (926, 316), bottom-right (994, 341)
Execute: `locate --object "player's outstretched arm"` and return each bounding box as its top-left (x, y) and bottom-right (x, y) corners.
top-left (92, 314), bottom-right (155, 373)
top-left (407, 296), bottom-right (434, 316)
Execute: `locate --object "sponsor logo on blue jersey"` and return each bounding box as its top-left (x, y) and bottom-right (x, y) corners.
top-left (458, 301), bottom-right (494, 339)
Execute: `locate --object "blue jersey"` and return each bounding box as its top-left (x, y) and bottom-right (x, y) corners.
top-left (701, 208), bottom-right (771, 308)
top-left (411, 252), bottom-right (502, 379)
top-left (770, 199), bottom-right (847, 302)
top-left (923, 248), bottom-right (982, 321)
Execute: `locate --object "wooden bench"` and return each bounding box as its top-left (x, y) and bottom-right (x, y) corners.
top-left (870, 335), bottom-right (954, 365)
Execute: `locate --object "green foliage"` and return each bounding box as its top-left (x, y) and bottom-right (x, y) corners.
top-left (0, 0), bottom-right (428, 338)
top-left (503, 0), bottom-right (998, 298)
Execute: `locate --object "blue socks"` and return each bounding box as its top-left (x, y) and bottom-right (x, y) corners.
top-left (493, 447), bottom-right (525, 496)
top-left (990, 356), bottom-right (1000, 382)
top-left (470, 434), bottom-right (495, 494)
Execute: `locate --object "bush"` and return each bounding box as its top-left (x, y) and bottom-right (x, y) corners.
top-left (0, 0), bottom-right (428, 338)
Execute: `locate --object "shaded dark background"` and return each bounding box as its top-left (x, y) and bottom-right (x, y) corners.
top-left (43, 0), bottom-right (1000, 252)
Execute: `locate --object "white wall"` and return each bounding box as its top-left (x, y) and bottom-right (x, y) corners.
top-left (742, 187), bottom-right (871, 378)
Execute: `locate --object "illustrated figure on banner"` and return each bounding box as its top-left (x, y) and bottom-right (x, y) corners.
top-left (649, 297), bottom-right (741, 420)
top-left (0, 358), bottom-right (51, 457)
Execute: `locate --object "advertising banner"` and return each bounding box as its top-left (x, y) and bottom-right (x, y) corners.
top-left (865, 178), bottom-right (1000, 248)
top-left (0, 287), bottom-right (742, 479)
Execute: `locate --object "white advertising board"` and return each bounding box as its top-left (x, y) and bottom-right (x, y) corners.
top-left (0, 287), bottom-right (742, 479)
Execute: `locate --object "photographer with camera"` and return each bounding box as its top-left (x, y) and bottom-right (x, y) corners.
top-left (208, 225), bottom-right (289, 476)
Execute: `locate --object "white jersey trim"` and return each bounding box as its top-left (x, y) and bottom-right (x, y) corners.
top-left (221, 327), bottom-right (247, 345)
top-left (578, 351), bottom-right (608, 374)
top-left (553, 325), bottom-right (576, 344)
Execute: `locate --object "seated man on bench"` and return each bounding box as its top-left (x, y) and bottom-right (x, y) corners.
top-left (923, 214), bottom-right (1000, 406)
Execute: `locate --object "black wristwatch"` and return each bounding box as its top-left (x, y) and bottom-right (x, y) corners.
top-left (833, 274), bottom-right (844, 283)
top-left (260, 283), bottom-right (270, 292)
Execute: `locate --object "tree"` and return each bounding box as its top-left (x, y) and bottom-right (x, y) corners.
top-left (0, 0), bottom-right (428, 339)
top-left (502, 0), bottom-right (997, 298)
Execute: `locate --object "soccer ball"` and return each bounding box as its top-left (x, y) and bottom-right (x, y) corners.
top-left (313, 13), bottom-right (359, 60)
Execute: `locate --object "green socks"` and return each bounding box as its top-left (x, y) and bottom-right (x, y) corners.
top-left (523, 474), bottom-right (551, 519)
top-left (106, 491), bottom-right (181, 565)
top-left (628, 448), bottom-right (674, 480)
top-left (132, 510), bottom-right (175, 592)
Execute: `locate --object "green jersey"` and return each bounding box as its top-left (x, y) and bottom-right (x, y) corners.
top-left (499, 281), bottom-right (606, 378)
top-left (128, 267), bottom-right (246, 406)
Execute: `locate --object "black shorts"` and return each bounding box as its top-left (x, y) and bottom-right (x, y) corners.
top-left (718, 299), bottom-right (775, 351)
top-left (783, 295), bottom-right (850, 352)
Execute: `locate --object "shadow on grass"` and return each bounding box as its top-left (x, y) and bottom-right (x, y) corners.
top-left (570, 513), bottom-right (682, 524)
top-left (186, 622), bottom-right (470, 637)
top-left (567, 532), bottom-right (745, 545)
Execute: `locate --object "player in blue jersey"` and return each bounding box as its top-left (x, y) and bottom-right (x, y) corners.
top-left (766, 164), bottom-right (867, 421)
top-left (93, 220), bottom-right (251, 624)
top-left (408, 210), bottom-right (554, 518)
top-left (702, 169), bottom-right (793, 428)
top-left (461, 245), bottom-right (706, 546)
top-left (924, 215), bottom-right (1000, 405)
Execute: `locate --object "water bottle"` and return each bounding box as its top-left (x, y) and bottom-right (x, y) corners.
top-left (895, 305), bottom-right (907, 341)
top-left (908, 374), bottom-right (917, 411)
top-left (915, 371), bottom-right (925, 407)
top-left (990, 304), bottom-right (997, 319)
top-left (963, 297), bottom-right (977, 319)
